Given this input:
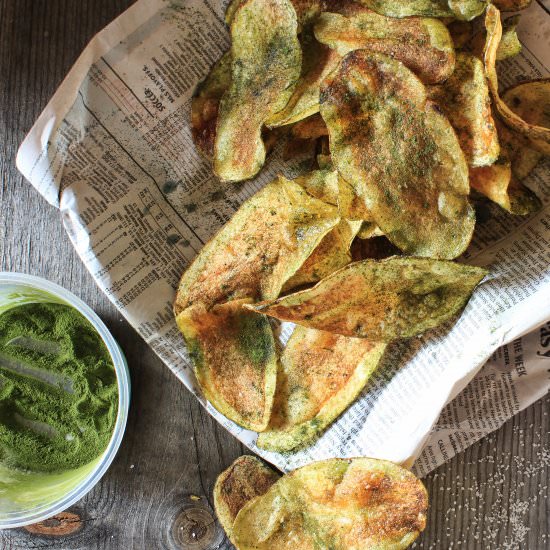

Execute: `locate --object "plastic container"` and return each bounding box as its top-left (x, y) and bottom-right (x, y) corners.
top-left (0, 272), bottom-right (130, 528)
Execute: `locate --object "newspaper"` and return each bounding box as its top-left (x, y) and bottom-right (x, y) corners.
top-left (16, 0), bottom-right (550, 476)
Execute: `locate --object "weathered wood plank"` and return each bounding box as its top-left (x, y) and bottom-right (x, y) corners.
top-left (0, 1), bottom-right (547, 549)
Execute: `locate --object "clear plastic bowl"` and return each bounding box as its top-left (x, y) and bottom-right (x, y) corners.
top-left (0, 272), bottom-right (130, 528)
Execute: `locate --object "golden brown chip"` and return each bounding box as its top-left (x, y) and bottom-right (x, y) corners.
top-left (257, 327), bottom-right (386, 452)
top-left (314, 4), bottom-right (455, 84)
top-left (496, 14), bottom-right (522, 60)
top-left (356, 221), bottom-right (383, 239)
top-left (226, 0), bottom-right (328, 27)
top-left (176, 300), bottom-right (277, 431)
top-left (320, 50), bottom-right (475, 259)
top-left (174, 176), bottom-right (339, 314)
top-left (247, 257), bottom-right (488, 340)
top-left (233, 457), bottom-right (429, 550)
top-left (214, 0), bottom-right (302, 182)
top-left (428, 52), bottom-right (499, 167)
top-left (291, 113), bottom-right (329, 140)
top-left (191, 52), bottom-right (231, 158)
top-left (470, 158), bottom-right (541, 215)
top-left (214, 455), bottom-right (280, 544)
top-left (484, 5), bottom-right (550, 156)
top-left (357, 0), bottom-right (487, 20)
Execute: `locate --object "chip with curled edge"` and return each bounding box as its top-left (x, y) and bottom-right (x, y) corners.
top-left (256, 326), bottom-right (386, 452)
top-left (314, 3), bottom-right (455, 84)
top-left (232, 457), bottom-right (428, 550)
top-left (358, 0), bottom-right (487, 20)
top-left (246, 257), bottom-right (488, 340)
top-left (174, 175), bottom-right (339, 315)
top-left (320, 50), bottom-right (475, 259)
top-left (214, 0), bottom-right (301, 182)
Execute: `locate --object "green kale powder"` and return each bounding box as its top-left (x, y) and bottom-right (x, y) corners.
top-left (0, 303), bottom-right (118, 473)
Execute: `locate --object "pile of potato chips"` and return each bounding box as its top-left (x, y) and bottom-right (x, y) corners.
top-left (214, 455), bottom-right (429, 549)
top-left (177, 0), bottom-right (549, 456)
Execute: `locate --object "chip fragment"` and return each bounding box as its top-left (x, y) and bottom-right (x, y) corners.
top-left (320, 50), bottom-right (475, 259)
top-left (257, 327), bottom-right (386, 452)
top-left (174, 175), bottom-right (339, 314)
top-left (484, 5), bottom-right (550, 156)
top-left (470, 158), bottom-right (541, 215)
top-left (314, 4), bottom-right (455, 84)
top-left (232, 457), bottom-right (429, 550)
top-left (247, 257), bottom-right (488, 340)
top-left (428, 52), bottom-right (499, 167)
top-left (214, 0), bottom-right (302, 181)
top-left (214, 455), bottom-right (280, 544)
top-left (357, 0), bottom-right (487, 20)
top-left (176, 300), bottom-right (277, 431)
top-left (492, 0), bottom-right (531, 10)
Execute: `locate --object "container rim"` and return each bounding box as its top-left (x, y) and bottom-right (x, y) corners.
top-left (0, 272), bottom-right (130, 529)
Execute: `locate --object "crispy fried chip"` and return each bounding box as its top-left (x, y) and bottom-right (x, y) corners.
top-left (358, 0), bottom-right (486, 20)
top-left (428, 52), bottom-right (499, 167)
top-left (337, 175), bottom-right (374, 222)
top-left (257, 327), bottom-right (386, 452)
top-left (267, 30), bottom-right (341, 127)
top-left (291, 113), bottom-right (329, 140)
top-left (314, 4), bottom-right (455, 84)
top-left (176, 300), bottom-right (277, 431)
top-left (320, 50), bottom-right (475, 259)
top-left (191, 52), bottom-right (231, 158)
top-left (214, 455), bottom-right (280, 544)
top-left (470, 158), bottom-right (541, 215)
top-left (497, 15), bottom-right (522, 60)
top-left (233, 457), bottom-right (428, 550)
top-left (493, 0), bottom-right (531, 10)
top-left (214, 0), bottom-right (302, 182)
top-left (247, 257), bottom-right (488, 340)
top-left (174, 176), bottom-right (339, 314)
top-left (226, 0), bottom-right (327, 27)
top-left (484, 6), bottom-right (550, 156)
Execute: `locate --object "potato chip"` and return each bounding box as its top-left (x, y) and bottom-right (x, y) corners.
top-left (291, 113), bottom-right (329, 140)
top-left (493, 0), bottom-right (531, 10)
top-left (191, 52), bottom-right (231, 158)
top-left (214, 455), bottom-right (280, 544)
top-left (484, 5), bottom-right (550, 156)
top-left (314, 4), bottom-right (455, 84)
top-left (257, 327), bottom-right (386, 452)
top-left (267, 31), bottom-right (341, 127)
top-left (470, 158), bottom-right (541, 215)
top-left (337, 175), bottom-right (374, 222)
top-left (246, 257), bottom-right (488, 340)
top-left (356, 221), bottom-right (383, 239)
top-left (176, 300), bottom-right (277, 431)
top-left (226, 0), bottom-right (327, 27)
top-left (174, 175), bottom-right (339, 314)
top-left (233, 457), bottom-right (428, 550)
top-left (320, 50), bottom-right (475, 259)
top-left (428, 52), bottom-right (499, 167)
top-left (497, 15), bottom-right (522, 59)
top-left (358, 0), bottom-right (486, 20)
top-left (214, 0), bottom-right (302, 182)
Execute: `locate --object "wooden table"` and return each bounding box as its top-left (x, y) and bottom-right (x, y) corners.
top-left (0, 1), bottom-right (548, 548)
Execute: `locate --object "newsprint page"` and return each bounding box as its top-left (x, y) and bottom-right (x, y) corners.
top-left (16, 0), bottom-right (550, 475)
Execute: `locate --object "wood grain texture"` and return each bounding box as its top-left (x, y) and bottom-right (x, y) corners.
top-left (0, 1), bottom-right (547, 549)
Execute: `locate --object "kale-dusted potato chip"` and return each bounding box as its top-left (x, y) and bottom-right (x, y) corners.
top-left (497, 15), bottom-right (522, 60)
top-left (493, 0), bottom-right (531, 10)
top-left (337, 175), bottom-right (375, 222)
top-left (314, 4), bottom-right (455, 84)
top-left (293, 168), bottom-right (339, 204)
top-left (233, 457), bottom-right (428, 550)
top-left (358, 0), bottom-right (486, 20)
top-left (176, 300), bottom-right (277, 431)
top-left (291, 113), bottom-right (329, 140)
top-left (226, 0), bottom-right (327, 27)
top-left (214, 455), bottom-right (280, 544)
top-left (214, 0), bottom-right (302, 182)
top-left (174, 176), bottom-right (339, 314)
top-left (247, 257), bottom-right (488, 340)
top-left (320, 50), bottom-right (475, 259)
top-left (470, 158), bottom-right (541, 215)
top-left (267, 29), bottom-right (341, 127)
top-left (257, 327), bottom-right (386, 452)
top-left (484, 6), bottom-right (550, 156)
top-left (428, 52), bottom-right (499, 167)
top-left (191, 52), bottom-right (231, 158)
